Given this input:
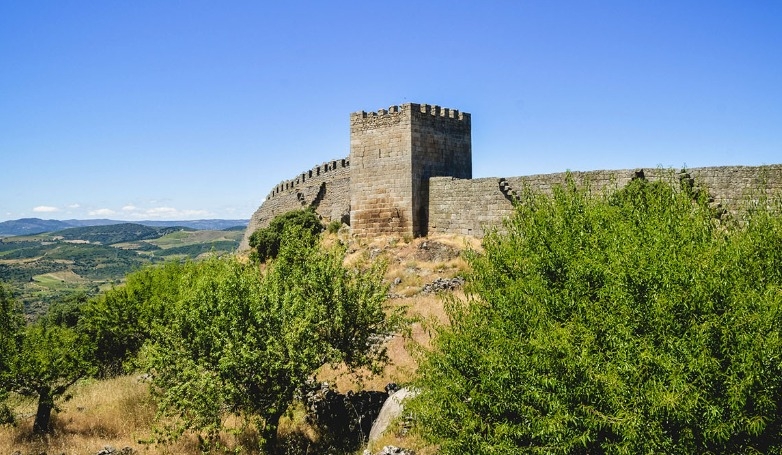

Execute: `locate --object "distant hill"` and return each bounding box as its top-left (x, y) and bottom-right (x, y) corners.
top-left (53, 223), bottom-right (193, 245)
top-left (0, 218), bottom-right (249, 237)
top-left (0, 222), bottom-right (246, 317)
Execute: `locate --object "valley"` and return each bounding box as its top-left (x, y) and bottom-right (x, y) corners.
top-left (0, 222), bottom-right (246, 317)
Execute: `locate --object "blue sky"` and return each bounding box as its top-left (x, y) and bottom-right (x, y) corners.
top-left (1, 1), bottom-right (780, 222)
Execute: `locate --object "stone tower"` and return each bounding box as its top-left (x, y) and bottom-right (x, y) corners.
top-left (349, 103), bottom-right (471, 237)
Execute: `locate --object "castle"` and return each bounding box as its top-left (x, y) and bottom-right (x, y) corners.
top-left (240, 103), bottom-right (782, 250)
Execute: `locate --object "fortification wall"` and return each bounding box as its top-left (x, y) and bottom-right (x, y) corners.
top-left (239, 158), bottom-right (350, 251)
top-left (409, 104), bottom-right (471, 236)
top-left (241, 102), bottom-right (782, 251)
top-left (349, 103), bottom-right (471, 237)
top-left (429, 165), bottom-right (782, 237)
top-left (350, 105), bottom-right (414, 237)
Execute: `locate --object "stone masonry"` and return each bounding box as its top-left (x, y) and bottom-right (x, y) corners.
top-left (239, 103), bottom-right (782, 251)
top-left (350, 103), bottom-right (471, 237)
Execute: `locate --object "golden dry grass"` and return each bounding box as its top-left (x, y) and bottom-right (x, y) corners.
top-left (0, 376), bottom-right (265, 454)
top-left (0, 375), bottom-right (157, 454)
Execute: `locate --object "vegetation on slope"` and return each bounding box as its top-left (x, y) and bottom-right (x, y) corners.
top-left (3, 178), bottom-right (782, 454)
top-left (0, 224), bottom-right (244, 318)
top-left (411, 176), bottom-right (782, 454)
top-left (1, 217), bottom-right (402, 453)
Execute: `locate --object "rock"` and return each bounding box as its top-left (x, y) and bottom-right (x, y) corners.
top-left (414, 240), bottom-right (459, 262)
top-left (365, 446), bottom-right (416, 455)
top-left (302, 380), bottom-right (388, 451)
top-left (367, 387), bottom-right (419, 444)
top-left (422, 276), bottom-right (464, 293)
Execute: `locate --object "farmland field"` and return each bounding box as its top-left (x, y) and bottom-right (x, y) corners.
top-left (0, 223), bottom-right (245, 317)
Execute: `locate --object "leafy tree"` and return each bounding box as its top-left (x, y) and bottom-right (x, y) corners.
top-left (248, 208), bottom-right (324, 262)
top-left (411, 176), bottom-right (782, 454)
top-left (145, 226), bottom-right (398, 452)
top-left (6, 319), bottom-right (94, 433)
top-left (0, 284), bottom-right (23, 424)
top-left (79, 261), bottom-right (188, 376)
top-left (2, 288), bottom-right (97, 434)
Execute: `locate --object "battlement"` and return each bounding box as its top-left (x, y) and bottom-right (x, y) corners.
top-left (350, 103), bottom-right (470, 123)
top-left (350, 102), bottom-right (472, 237)
top-left (241, 102), bottom-right (782, 252)
top-left (267, 157), bottom-right (350, 199)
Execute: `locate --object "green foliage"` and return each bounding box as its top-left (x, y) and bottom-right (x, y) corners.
top-left (0, 227), bottom-right (240, 318)
top-left (411, 175), bottom-right (782, 454)
top-left (79, 261), bottom-right (189, 376)
top-left (144, 226), bottom-right (396, 451)
top-left (249, 209), bottom-right (324, 262)
top-left (5, 315), bottom-right (94, 433)
top-left (327, 219), bottom-right (343, 234)
top-left (152, 240), bottom-right (238, 257)
top-left (0, 283), bottom-right (24, 421)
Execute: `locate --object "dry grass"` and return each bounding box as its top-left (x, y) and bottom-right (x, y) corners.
top-left (0, 376), bottom-right (264, 454)
top-left (0, 375), bottom-right (157, 454)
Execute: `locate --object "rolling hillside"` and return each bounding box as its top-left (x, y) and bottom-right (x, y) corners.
top-left (0, 222), bottom-right (246, 317)
top-left (0, 218), bottom-right (249, 237)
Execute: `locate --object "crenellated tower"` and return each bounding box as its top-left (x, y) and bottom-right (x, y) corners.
top-left (349, 103), bottom-right (471, 237)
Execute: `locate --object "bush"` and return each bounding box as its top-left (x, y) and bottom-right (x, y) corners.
top-left (144, 226), bottom-right (399, 452)
top-left (326, 219), bottom-right (342, 234)
top-left (411, 176), bottom-right (782, 454)
top-left (249, 209), bottom-right (324, 262)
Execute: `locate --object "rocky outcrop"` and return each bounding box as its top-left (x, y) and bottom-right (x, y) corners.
top-left (301, 381), bottom-right (390, 452)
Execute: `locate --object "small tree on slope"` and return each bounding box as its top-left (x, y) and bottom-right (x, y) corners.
top-left (145, 225), bottom-right (400, 452)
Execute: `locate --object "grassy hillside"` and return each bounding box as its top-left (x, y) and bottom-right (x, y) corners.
top-left (0, 232), bottom-right (467, 455)
top-left (0, 224), bottom-right (245, 317)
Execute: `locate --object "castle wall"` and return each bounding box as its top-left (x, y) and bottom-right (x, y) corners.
top-left (409, 105), bottom-right (471, 236)
top-left (241, 102), bottom-right (782, 251)
top-left (349, 103), bottom-right (471, 237)
top-left (239, 158), bottom-right (350, 251)
top-left (429, 165), bottom-right (782, 237)
top-left (349, 105), bottom-right (414, 236)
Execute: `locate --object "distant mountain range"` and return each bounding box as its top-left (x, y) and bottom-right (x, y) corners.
top-left (0, 218), bottom-right (249, 237)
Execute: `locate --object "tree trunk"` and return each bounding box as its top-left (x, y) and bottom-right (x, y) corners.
top-left (261, 409), bottom-right (284, 454)
top-left (32, 386), bottom-right (54, 434)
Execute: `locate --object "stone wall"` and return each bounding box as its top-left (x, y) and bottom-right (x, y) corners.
top-left (349, 103), bottom-right (471, 237)
top-left (428, 165), bottom-right (782, 237)
top-left (239, 158), bottom-right (350, 251)
top-left (349, 106), bottom-right (414, 237)
top-left (409, 104), bottom-right (471, 236)
top-left (241, 102), bottom-right (782, 251)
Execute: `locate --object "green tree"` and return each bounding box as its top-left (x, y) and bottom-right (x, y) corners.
top-left (145, 226), bottom-right (398, 452)
top-left (7, 320), bottom-right (94, 433)
top-left (248, 208), bottom-right (324, 262)
top-left (411, 176), bottom-right (782, 454)
top-left (0, 284), bottom-right (23, 424)
top-left (1, 284), bottom-right (95, 433)
top-left (79, 261), bottom-right (188, 376)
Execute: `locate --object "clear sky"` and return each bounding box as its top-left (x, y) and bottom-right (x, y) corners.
top-left (1, 1), bottom-right (780, 222)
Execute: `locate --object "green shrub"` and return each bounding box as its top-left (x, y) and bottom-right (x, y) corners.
top-left (411, 175), bottom-right (782, 454)
top-left (144, 226), bottom-right (398, 451)
top-left (326, 219), bottom-right (342, 234)
top-left (248, 209), bottom-right (324, 262)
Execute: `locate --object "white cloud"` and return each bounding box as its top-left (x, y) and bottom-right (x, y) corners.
top-left (88, 208), bottom-right (116, 216)
top-left (67, 203), bottom-right (80, 209)
top-left (33, 206), bottom-right (60, 213)
top-left (81, 205), bottom-right (211, 220)
top-left (142, 207), bottom-right (210, 219)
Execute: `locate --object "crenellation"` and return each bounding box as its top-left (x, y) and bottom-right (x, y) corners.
top-left (241, 102), bottom-right (782, 252)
